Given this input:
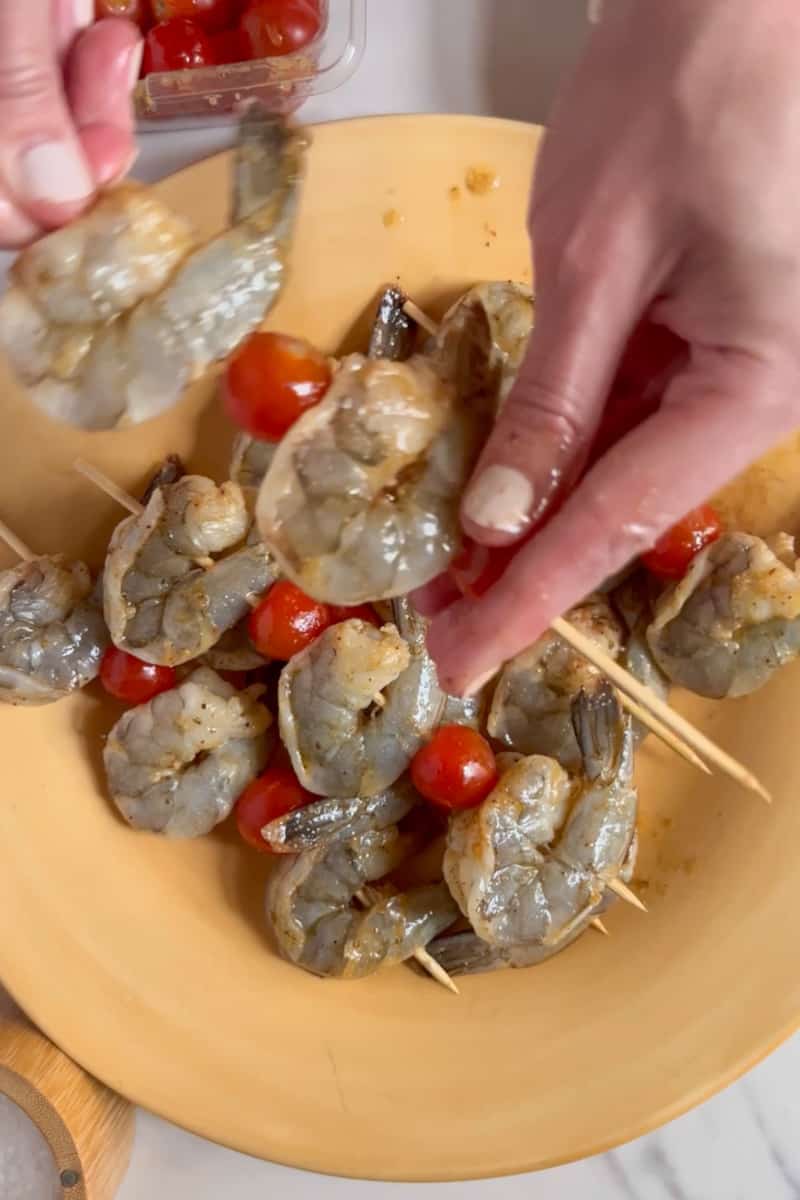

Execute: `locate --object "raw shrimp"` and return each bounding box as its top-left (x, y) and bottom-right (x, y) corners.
top-left (230, 433), bottom-right (277, 491)
top-left (257, 353), bottom-right (488, 603)
top-left (104, 475), bottom-right (276, 667)
top-left (104, 666), bottom-right (270, 837)
top-left (433, 281), bottom-right (534, 408)
top-left (444, 683), bottom-right (637, 963)
top-left (264, 783), bottom-right (459, 978)
top-left (0, 556), bottom-right (108, 705)
top-left (0, 112), bottom-right (304, 429)
top-left (203, 621), bottom-right (267, 672)
top-left (368, 285), bottom-right (417, 361)
top-left (279, 616), bottom-right (444, 797)
top-left (646, 531), bottom-right (800, 699)
top-left (488, 595), bottom-right (625, 768)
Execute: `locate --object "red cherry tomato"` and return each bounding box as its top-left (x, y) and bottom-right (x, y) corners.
top-left (248, 581), bottom-right (332, 660)
top-left (240, 0), bottom-right (321, 58)
top-left (235, 764), bottom-right (315, 852)
top-left (142, 18), bottom-right (216, 74)
top-left (212, 25), bottom-right (248, 62)
top-left (411, 725), bottom-right (498, 811)
top-left (224, 332), bottom-right (331, 440)
top-left (329, 604), bottom-right (381, 627)
top-left (100, 647), bottom-right (176, 704)
top-left (641, 505), bottom-right (723, 580)
top-left (95, 0), bottom-right (151, 25)
top-left (150, 0), bottom-right (237, 32)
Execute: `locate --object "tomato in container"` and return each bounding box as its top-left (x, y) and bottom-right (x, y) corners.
top-left (240, 0), bottom-right (322, 58)
top-left (95, 0), bottom-right (152, 26)
top-left (142, 17), bottom-right (217, 72)
top-left (150, 0), bottom-right (241, 32)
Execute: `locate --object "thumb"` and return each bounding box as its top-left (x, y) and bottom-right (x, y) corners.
top-left (460, 265), bottom-right (646, 549)
top-left (0, 0), bottom-right (94, 231)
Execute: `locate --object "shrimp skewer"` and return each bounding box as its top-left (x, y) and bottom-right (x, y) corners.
top-left (104, 666), bottom-right (271, 837)
top-left (0, 109), bottom-right (304, 429)
top-left (432, 683), bottom-right (639, 975)
top-left (263, 783), bottom-right (459, 981)
top-left (0, 520), bottom-right (108, 706)
top-left (76, 462), bottom-right (277, 668)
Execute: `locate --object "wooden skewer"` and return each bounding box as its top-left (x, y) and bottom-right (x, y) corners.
top-left (607, 877), bottom-right (648, 912)
top-left (0, 518), bottom-right (35, 562)
top-left (590, 917), bottom-right (610, 936)
top-left (403, 298), bottom-right (440, 337)
top-left (617, 692), bottom-right (711, 776)
top-left (356, 887), bottom-right (459, 994)
top-left (404, 296), bottom-right (771, 803)
top-left (74, 459), bottom-right (143, 517)
top-left (551, 616), bottom-right (771, 803)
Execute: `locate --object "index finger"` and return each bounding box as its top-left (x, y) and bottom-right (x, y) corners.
top-left (426, 347), bottom-right (800, 695)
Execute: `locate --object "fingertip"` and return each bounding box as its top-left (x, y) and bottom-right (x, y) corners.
top-left (410, 574), bottom-right (461, 618)
top-left (79, 122), bottom-right (138, 186)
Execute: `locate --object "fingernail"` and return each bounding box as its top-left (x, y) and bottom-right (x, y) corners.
top-left (18, 141), bottom-right (93, 206)
top-left (463, 667), bottom-right (500, 698)
top-left (74, 0), bottom-right (94, 30)
top-left (128, 40), bottom-right (144, 89)
top-left (462, 465), bottom-right (534, 534)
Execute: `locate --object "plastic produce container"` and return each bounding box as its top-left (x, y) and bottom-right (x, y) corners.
top-left (134, 0), bottom-right (366, 127)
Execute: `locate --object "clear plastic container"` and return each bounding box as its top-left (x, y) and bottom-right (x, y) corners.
top-left (134, 0), bottom-right (367, 128)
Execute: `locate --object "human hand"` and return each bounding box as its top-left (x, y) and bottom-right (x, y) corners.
top-left (417, 0), bottom-right (800, 695)
top-left (0, 1), bottom-right (142, 247)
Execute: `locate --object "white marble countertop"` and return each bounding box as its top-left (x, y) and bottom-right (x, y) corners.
top-left (4, 2), bottom-right (800, 1197)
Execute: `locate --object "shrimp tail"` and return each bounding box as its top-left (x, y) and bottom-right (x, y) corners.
top-left (571, 681), bottom-right (632, 786)
top-left (368, 286), bottom-right (416, 361)
top-left (232, 105), bottom-right (305, 227)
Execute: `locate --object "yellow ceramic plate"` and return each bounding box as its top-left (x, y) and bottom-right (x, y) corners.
top-left (1, 115), bottom-right (800, 1182)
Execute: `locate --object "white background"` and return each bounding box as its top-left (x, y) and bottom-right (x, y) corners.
top-left (6, 3), bottom-right (800, 1197)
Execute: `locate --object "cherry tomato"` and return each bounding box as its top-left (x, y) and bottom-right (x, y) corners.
top-left (212, 26), bottom-right (248, 62)
top-left (235, 764), bottom-right (315, 851)
top-left (95, 0), bottom-right (151, 25)
top-left (142, 18), bottom-right (216, 74)
top-left (411, 725), bottom-right (498, 811)
top-left (240, 0), bottom-right (321, 58)
top-left (150, 0), bottom-right (237, 32)
top-left (100, 647), bottom-right (176, 704)
top-left (224, 332), bottom-right (331, 440)
top-left (329, 603), bottom-right (381, 627)
top-left (248, 581), bottom-right (332, 660)
top-left (641, 505), bottom-right (722, 580)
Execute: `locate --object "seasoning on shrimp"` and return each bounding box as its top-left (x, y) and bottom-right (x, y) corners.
top-left (103, 474), bottom-right (277, 667)
top-left (0, 556), bottom-right (108, 705)
top-left (264, 783), bottom-right (459, 979)
top-left (488, 594), bottom-right (625, 769)
top-left (0, 112), bottom-right (304, 429)
top-left (432, 280), bottom-right (534, 409)
top-left (278, 617), bottom-right (445, 798)
top-left (257, 354), bottom-right (487, 603)
top-left (647, 531), bottom-right (800, 698)
top-left (435, 683), bottom-right (638, 974)
top-left (104, 666), bottom-right (271, 838)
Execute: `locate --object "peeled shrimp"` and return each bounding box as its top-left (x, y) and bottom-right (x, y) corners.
top-left (264, 783), bottom-right (458, 978)
top-left (444, 683), bottom-right (637, 967)
top-left (257, 352), bottom-right (488, 604)
top-left (433, 281), bottom-right (534, 408)
top-left (488, 595), bottom-right (625, 768)
top-left (647, 531), bottom-right (800, 699)
top-left (230, 433), bottom-right (277, 491)
top-left (104, 666), bottom-right (270, 837)
top-left (0, 556), bottom-right (108, 705)
top-left (279, 616), bottom-right (444, 797)
top-left (104, 474), bottom-right (276, 667)
top-left (0, 113), bottom-right (303, 429)
top-left (203, 621), bottom-right (267, 672)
